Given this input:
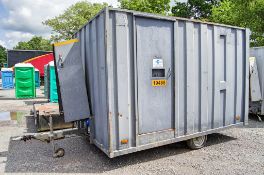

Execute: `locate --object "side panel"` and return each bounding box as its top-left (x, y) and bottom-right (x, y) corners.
top-left (235, 30), bottom-right (244, 123)
top-left (105, 11), bottom-right (135, 151)
top-left (114, 12), bottom-right (134, 149)
top-left (80, 13), bottom-right (109, 149)
top-left (174, 21), bottom-right (186, 136)
top-left (173, 22), bottom-right (247, 136)
top-left (53, 41), bottom-right (90, 122)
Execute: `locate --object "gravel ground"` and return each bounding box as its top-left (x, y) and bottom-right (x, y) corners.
top-left (0, 86), bottom-right (264, 175)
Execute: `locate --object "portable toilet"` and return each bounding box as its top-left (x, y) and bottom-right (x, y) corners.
top-left (49, 61), bottom-right (58, 102)
top-left (44, 64), bottom-right (49, 98)
top-left (35, 68), bottom-right (40, 88)
top-left (1, 68), bottom-right (14, 89)
top-left (15, 63), bottom-right (36, 99)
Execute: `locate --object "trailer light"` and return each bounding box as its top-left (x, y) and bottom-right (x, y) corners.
top-left (121, 139), bottom-right (128, 144)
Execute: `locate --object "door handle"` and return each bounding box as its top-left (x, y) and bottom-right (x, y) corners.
top-left (58, 54), bottom-right (64, 68)
top-left (167, 68), bottom-right (172, 80)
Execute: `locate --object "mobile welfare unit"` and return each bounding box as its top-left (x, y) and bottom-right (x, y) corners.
top-left (53, 8), bottom-right (250, 158)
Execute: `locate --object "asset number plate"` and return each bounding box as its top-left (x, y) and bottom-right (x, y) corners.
top-left (152, 80), bottom-right (167, 87)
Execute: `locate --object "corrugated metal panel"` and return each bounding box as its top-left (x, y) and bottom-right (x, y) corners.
top-left (75, 8), bottom-right (249, 158)
top-left (53, 41), bottom-right (90, 122)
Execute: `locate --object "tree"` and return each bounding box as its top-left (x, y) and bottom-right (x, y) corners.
top-left (210, 0), bottom-right (264, 46)
top-left (0, 45), bottom-right (7, 67)
top-left (171, 0), bottom-right (220, 19)
top-left (14, 36), bottom-right (52, 51)
top-left (119, 0), bottom-right (171, 15)
top-left (43, 1), bottom-right (108, 41)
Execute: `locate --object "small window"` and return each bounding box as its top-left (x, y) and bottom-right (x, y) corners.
top-left (152, 69), bottom-right (165, 78)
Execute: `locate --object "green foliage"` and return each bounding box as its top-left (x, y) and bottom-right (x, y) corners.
top-left (14, 36), bottom-right (52, 51)
top-left (119, 0), bottom-right (171, 15)
top-left (43, 1), bottom-right (108, 41)
top-left (171, 0), bottom-right (220, 19)
top-left (210, 0), bottom-right (264, 47)
top-left (0, 45), bottom-right (7, 67)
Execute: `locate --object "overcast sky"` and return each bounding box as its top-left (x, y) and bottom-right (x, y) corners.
top-left (0, 0), bottom-right (186, 49)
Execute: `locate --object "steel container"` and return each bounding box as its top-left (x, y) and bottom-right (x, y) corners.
top-left (250, 47), bottom-right (264, 114)
top-left (55, 8), bottom-right (250, 158)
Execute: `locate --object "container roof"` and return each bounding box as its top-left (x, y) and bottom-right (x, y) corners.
top-left (1, 68), bottom-right (13, 71)
top-left (76, 7), bottom-right (247, 35)
top-left (49, 61), bottom-right (54, 66)
top-left (14, 63), bottom-right (34, 67)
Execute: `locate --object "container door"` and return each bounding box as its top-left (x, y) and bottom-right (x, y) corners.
top-left (53, 39), bottom-right (90, 122)
top-left (136, 18), bottom-right (174, 134)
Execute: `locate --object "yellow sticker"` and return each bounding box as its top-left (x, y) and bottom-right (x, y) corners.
top-left (152, 80), bottom-right (167, 87)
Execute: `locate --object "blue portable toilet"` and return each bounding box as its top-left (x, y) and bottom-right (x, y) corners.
top-left (35, 68), bottom-right (40, 88)
top-left (1, 68), bottom-right (14, 89)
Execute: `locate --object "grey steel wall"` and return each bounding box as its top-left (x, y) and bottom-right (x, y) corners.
top-left (76, 8), bottom-right (249, 157)
top-left (250, 47), bottom-right (264, 113)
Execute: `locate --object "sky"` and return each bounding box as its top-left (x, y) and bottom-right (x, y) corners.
top-left (0, 0), bottom-right (186, 49)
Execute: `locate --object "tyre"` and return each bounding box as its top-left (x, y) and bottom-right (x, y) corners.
top-left (186, 135), bottom-right (207, 150)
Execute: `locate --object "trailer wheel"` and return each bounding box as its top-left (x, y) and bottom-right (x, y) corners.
top-left (187, 135), bottom-right (207, 150)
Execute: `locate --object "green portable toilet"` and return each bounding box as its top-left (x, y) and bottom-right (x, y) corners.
top-left (35, 68), bottom-right (40, 88)
top-left (15, 63), bottom-right (36, 99)
top-left (49, 61), bottom-right (58, 103)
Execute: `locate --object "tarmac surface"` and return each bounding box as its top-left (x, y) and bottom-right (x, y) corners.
top-left (0, 86), bottom-right (264, 175)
